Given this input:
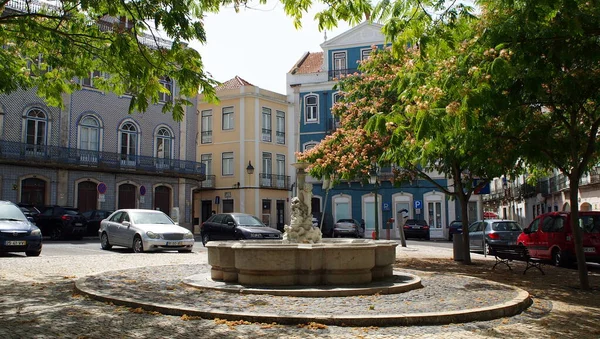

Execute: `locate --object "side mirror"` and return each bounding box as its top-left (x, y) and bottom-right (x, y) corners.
top-left (227, 221), bottom-right (234, 226)
top-left (122, 221), bottom-right (131, 227)
top-left (27, 216), bottom-right (35, 224)
top-left (523, 228), bottom-right (530, 234)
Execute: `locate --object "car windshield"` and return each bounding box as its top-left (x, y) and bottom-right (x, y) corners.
top-left (129, 211), bottom-right (174, 225)
top-left (337, 219), bottom-right (354, 223)
top-left (492, 221), bottom-right (522, 232)
top-left (234, 214), bottom-right (265, 227)
top-left (64, 209), bottom-right (80, 215)
top-left (0, 204), bottom-right (28, 221)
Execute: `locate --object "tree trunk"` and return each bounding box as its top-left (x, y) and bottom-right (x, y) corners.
top-left (568, 174), bottom-right (590, 290)
top-left (459, 192), bottom-right (472, 264)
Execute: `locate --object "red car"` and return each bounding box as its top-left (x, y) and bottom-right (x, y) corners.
top-left (517, 211), bottom-right (600, 267)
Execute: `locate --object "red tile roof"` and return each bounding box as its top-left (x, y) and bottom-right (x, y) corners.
top-left (290, 52), bottom-right (323, 74)
top-left (216, 76), bottom-right (255, 90)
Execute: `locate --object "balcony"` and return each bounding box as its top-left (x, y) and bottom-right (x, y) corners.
top-left (0, 140), bottom-right (205, 181)
top-left (259, 173), bottom-right (291, 190)
top-left (199, 175), bottom-right (215, 189)
top-left (201, 131), bottom-right (212, 144)
top-left (328, 68), bottom-right (359, 81)
top-left (261, 128), bottom-right (272, 142)
top-left (276, 131), bottom-right (285, 144)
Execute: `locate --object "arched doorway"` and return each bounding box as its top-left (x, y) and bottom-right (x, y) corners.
top-left (21, 178), bottom-right (46, 206)
top-left (118, 184), bottom-right (136, 209)
top-left (154, 185), bottom-right (171, 216)
top-left (581, 202), bottom-right (592, 211)
top-left (77, 181), bottom-right (97, 212)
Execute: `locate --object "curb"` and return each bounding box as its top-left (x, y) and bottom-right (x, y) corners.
top-left (74, 273), bottom-right (532, 327)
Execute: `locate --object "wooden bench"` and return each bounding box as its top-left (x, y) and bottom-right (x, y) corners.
top-left (488, 244), bottom-right (545, 275)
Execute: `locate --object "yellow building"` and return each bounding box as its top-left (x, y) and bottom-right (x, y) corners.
top-left (193, 76), bottom-right (294, 231)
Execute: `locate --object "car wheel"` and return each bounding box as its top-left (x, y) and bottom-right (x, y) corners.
top-left (552, 248), bottom-right (567, 267)
top-left (50, 227), bottom-right (62, 240)
top-left (132, 236), bottom-right (144, 253)
top-left (26, 249), bottom-right (41, 257)
top-left (202, 233), bottom-right (210, 246)
top-left (178, 249), bottom-right (193, 253)
top-left (100, 232), bottom-right (112, 250)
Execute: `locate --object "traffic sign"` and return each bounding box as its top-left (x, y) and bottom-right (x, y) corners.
top-left (215, 196), bottom-right (220, 204)
top-left (97, 182), bottom-right (107, 194)
top-left (414, 200), bottom-right (422, 209)
top-left (140, 185), bottom-right (146, 196)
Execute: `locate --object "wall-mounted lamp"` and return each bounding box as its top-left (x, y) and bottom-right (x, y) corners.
top-left (246, 161), bottom-right (254, 175)
top-left (233, 182), bottom-right (240, 189)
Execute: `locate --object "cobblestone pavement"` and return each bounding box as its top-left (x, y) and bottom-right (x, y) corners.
top-left (0, 243), bottom-right (598, 338)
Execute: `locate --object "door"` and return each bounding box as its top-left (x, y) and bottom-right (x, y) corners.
top-left (276, 200), bottom-right (285, 232)
top-left (77, 181), bottom-right (97, 213)
top-left (522, 218), bottom-right (541, 257)
top-left (201, 200), bottom-right (212, 223)
top-left (106, 211), bottom-right (124, 245)
top-left (468, 221), bottom-right (484, 251)
top-left (119, 212), bottom-right (137, 247)
top-left (118, 184), bottom-right (136, 209)
top-left (427, 201), bottom-right (443, 239)
top-left (222, 214), bottom-right (236, 240)
top-left (21, 178), bottom-right (46, 206)
top-left (154, 186), bottom-right (171, 216)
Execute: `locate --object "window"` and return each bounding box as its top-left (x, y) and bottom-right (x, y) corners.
top-left (262, 107), bottom-right (272, 142)
top-left (361, 48), bottom-right (372, 61)
top-left (332, 92), bottom-right (342, 128)
top-left (79, 115), bottom-right (101, 163)
top-left (201, 154), bottom-right (212, 175)
top-left (201, 110), bottom-right (212, 143)
top-left (303, 142), bottom-right (318, 151)
top-left (223, 199), bottom-right (234, 213)
top-left (332, 51), bottom-right (347, 78)
top-left (24, 108), bottom-right (47, 154)
top-left (222, 106), bottom-right (234, 130)
top-left (276, 110), bottom-right (285, 144)
top-left (222, 152), bottom-right (233, 176)
top-left (81, 71), bottom-right (103, 88)
top-left (158, 76), bottom-right (172, 102)
top-left (261, 152), bottom-right (272, 186)
top-left (155, 126), bottom-right (173, 168)
top-left (304, 95), bottom-right (318, 122)
top-left (119, 121), bottom-right (138, 166)
top-left (276, 154), bottom-right (285, 189)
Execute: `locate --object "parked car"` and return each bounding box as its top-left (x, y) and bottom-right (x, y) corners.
top-left (448, 220), bottom-right (463, 241)
top-left (82, 209), bottom-right (113, 237)
top-left (200, 212), bottom-right (282, 246)
top-left (332, 218), bottom-right (365, 238)
top-left (17, 203), bottom-right (40, 223)
top-left (99, 209), bottom-right (194, 253)
top-left (0, 201), bottom-right (42, 256)
top-left (403, 219), bottom-right (430, 240)
top-left (468, 219), bottom-right (523, 253)
top-left (34, 206), bottom-right (87, 240)
top-left (517, 211), bottom-right (600, 267)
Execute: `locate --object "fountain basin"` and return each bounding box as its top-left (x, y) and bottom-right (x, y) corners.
top-left (206, 239), bottom-right (398, 286)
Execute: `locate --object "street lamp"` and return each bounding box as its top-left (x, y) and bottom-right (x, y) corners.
top-left (369, 165), bottom-right (379, 240)
top-left (246, 161), bottom-right (254, 175)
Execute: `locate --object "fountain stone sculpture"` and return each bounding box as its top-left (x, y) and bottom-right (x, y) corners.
top-left (205, 163), bottom-right (398, 287)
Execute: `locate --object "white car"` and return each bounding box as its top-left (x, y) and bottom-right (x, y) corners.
top-left (99, 209), bottom-right (194, 253)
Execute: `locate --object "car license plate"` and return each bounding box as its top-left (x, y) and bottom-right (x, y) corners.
top-left (167, 241), bottom-right (183, 246)
top-left (583, 247), bottom-right (596, 253)
top-left (6, 240), bottom-right (26, 246)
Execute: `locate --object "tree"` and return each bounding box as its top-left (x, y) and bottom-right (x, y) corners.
top-left (0, 0), bottom-right (225, 120)
top-left (471, 0), bottom-right (600, 290)
top-left (298, 16), bottom-right (520, 263)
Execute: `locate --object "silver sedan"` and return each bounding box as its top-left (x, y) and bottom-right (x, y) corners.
top-left (99, 209), bottom-right (194, 253)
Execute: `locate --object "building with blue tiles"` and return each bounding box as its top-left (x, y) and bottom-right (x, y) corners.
top-left (286, 22), bottom-right (483, 240)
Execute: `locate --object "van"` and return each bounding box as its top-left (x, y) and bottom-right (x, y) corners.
top-left (517, 211), bottom-right (600, 266)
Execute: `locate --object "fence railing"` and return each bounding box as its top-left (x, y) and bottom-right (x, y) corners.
top-left (259, 173), bottom-right (291, 190)
top-left (0, 140), bottom-right (205, 180)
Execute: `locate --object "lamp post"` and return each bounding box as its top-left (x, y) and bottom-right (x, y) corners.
top-left (369, 166), bottom-right (379, 240)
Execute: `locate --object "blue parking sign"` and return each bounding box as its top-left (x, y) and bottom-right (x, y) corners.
top-left (414, 200), bottom-right (422, 209)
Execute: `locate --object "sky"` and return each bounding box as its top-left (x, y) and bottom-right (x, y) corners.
top-left (193, 2), bottom-right (353, 94)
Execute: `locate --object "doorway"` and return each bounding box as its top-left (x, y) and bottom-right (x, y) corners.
top-left (77, 181), bottom-right (97, 212)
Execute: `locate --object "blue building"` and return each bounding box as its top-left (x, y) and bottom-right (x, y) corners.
top-left (286, 22), bottom-right (464, 240)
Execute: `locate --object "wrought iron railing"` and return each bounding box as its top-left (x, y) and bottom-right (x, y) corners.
top-left (259, 173), bottom-right (291, 190)
top-left (261, 128), bottom-right (272, 142)
top-left (328, 68), bottom-right (360, 81)
top-left (199, 175), bottom-right (215, 189)
top-left (201, 131), bottom-right (212, 144)
top-left (276, 131), bottom-right (285, 144)
top-left (0, 140), bottom-right (205, 180)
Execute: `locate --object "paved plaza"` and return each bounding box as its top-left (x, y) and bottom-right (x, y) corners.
top-left (0, 243), bottom-right (598, 338)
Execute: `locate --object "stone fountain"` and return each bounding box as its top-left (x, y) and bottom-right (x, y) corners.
top-left (205, 163), bottom-right (401, 288)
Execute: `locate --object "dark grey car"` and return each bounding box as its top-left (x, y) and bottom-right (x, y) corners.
top-left (333, 218), bottom-right (365, 238)
top-left (468, 219), bottom-right (523, 253)
top-left (200, 213), bottom-right (282, 246)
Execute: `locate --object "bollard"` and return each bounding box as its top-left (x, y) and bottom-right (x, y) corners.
top-left (371, 231), bottom-right (376, 240)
